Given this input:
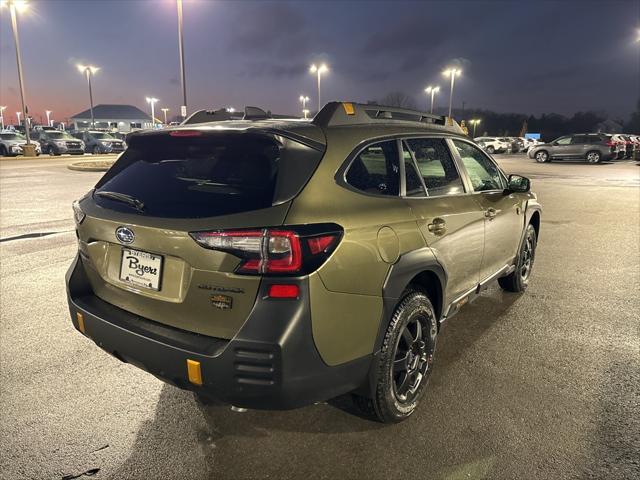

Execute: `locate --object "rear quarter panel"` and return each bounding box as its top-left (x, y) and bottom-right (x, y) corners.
top-left (285, 129), bottom-right (425, 365)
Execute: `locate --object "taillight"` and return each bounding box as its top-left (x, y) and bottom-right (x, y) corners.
top-left (190, 224), bottom-right (342, 276)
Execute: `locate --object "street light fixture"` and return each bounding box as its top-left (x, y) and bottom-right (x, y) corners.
top-left (424, 86), bottom-right (440, 114)
top-left (16, 111), bottom-right (22, 124)
top-left (0, 106), bottom-right (6, 130)
top-left (469, 118), bottom-right (481, 137)
top-left (309, 64), bottom-right (328, 113)
top-left (442, 68), bottom-right (462, 119)
top-left (146, 97), bottom-right (159, 128)
top-left (77, 64), bottom-right (99, 128)
top-left (299, 95), bottom-right (310, 118)
top-left (2, 0), bottom-right (34, 151)
top-left (45, 110), bottom-right (52, 127)
top-left (161, 108), bottom-right (170, 125)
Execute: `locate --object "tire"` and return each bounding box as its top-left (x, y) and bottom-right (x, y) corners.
top-left (92, 145), bottom-right (101, 154)
top-left (586, 150), bottom-right (601, 163)
top-left (534, 150), bottom-right (549, 163)
top-left (0, 145), bottom-right (7, 157)
top-left (486, 145), bottom-right (495, 154)
top-left (353, 289), bottom-right (438, 423)
top-left (499, 223), bottom-right (537, 292)
top-left (47, 145), bottom-right (59, 156)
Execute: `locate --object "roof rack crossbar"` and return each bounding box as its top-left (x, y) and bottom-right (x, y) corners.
top-left (313, 102), bottom-right (463, 133)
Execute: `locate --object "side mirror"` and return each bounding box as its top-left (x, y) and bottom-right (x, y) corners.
top-left (506, 174), bottom-right (530, 193)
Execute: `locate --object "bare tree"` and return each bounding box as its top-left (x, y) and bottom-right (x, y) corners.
top-left (379, 92), bottom-right (417, 109)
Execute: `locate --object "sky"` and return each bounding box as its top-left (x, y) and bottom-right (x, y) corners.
top-left (0, 0), bottom-right (639, 125)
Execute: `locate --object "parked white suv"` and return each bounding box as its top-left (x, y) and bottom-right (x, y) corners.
top-left (474, 136), bottom-right (510, 154)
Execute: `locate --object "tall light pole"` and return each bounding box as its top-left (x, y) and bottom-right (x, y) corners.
top-left (424, 86), bottom-right (440, 114)
top-left (442, 68), bottom-right (462, 119)
top-left (45, 110), bottom-right (52, 127)
top-left (146, 97), bottom-right (159, 128)
top-left (161, 108), bottom-right (169, 125)
top-left (77, 64), bottom-right (99, 128)
top-left (299, 95), bottom-right (309, 118)
top-left (3, 0), bottom-right (33, 150)
top-left (470, 119), bottom-right (481, 137)
top-left (309, 64), bottom-right (328, 113)
top-left (0, 106), bottom-right (6, 130)
top-left (176, 0), bottom-right (187, 120)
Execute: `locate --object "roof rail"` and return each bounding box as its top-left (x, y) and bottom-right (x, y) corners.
top-left (312, 101), bottom-right (463, 132)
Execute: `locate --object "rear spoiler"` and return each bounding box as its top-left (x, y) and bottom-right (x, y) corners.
top-left (313, 102), bottom-right (464, 133)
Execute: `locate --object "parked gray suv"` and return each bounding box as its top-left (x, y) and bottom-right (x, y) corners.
top-left (528, 133), bottom-right (616, 164)
top-left (73, 131), bottom-right (126, 154)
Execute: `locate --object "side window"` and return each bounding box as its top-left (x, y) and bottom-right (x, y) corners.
top-left (402, 144), bottom-right (426, 197)
top-left (571, 135), bottom-right (587, 144)
top-left (452, 139), bottom-right (506, 192)
top-left (556, 137), bottom-right (571, 145)
top-left (345, 140), bottom-right (400, 196)
top-left (406, 138), bottom-right (465, 196)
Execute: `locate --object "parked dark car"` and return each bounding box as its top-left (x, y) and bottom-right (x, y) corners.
top-left (504, 137), bottom-right (524, 153)
top-left (72, 130), bottom-right (126, 154)
top-left (528, 133), bottom-right (616, 163)
top-left (32, 130), bottom-right (85, 155)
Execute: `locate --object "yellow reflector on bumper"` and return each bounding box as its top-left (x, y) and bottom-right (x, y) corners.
top-left (342, 102), bottom-right (355, 115)
top-left (187, 359), bottom-right (203, 386)
top-left (76, 312), bottom-right (85, 334)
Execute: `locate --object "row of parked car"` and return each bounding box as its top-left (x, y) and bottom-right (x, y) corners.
top-left (473, 136), bottom-right (544, 154)
top-left (475, 133), bottom-right (638, 163)
top-left (0, 126), bottom-right (127, 157)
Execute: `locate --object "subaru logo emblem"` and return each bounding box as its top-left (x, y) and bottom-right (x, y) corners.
top-left (115, 226), bottom-right (135, 244)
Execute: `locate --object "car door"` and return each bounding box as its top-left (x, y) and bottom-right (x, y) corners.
top-left (550, 135), bottom-right (573, 159)
top-left (450, 139), bottom-right (524, 283)
top-left (570, 135), bottom-right (589, 159)
top-left (401, 137), bottom-right (485, 304)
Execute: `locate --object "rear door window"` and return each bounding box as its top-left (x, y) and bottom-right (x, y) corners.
top-left (345, 140), bottom-right (400, 196)
top-left (94, 131), bottom-right (323, 218)
top-left (406, 138), bottom-right (465, 196)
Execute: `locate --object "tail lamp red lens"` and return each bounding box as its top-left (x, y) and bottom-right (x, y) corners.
top-left (190, 226), bottom-right (342, 276)
top-left (169, 130), bottom-right (203, 137)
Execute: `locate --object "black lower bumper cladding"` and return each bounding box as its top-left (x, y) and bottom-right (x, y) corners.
top-left (65, 255), bottom-right (370, 409)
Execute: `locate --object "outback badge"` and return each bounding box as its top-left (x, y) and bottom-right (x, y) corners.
top-left (211, 294), bottom-right (233, 310)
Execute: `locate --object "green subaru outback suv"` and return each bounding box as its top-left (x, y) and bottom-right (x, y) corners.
top-left (66, 102), bottom-right (541, 423)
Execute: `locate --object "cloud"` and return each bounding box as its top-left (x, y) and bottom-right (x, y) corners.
top-left (227, 2), bottom-right (311, 58)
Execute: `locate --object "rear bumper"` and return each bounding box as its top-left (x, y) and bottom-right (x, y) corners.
top-left (66, 254), bottom-right (370, 409)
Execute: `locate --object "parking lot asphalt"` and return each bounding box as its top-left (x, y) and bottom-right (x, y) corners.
top-left (1, 154), bottom-right (638, 480)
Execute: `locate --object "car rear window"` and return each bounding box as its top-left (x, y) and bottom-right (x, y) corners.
top-left (93, 131), bottom-right (323, 218)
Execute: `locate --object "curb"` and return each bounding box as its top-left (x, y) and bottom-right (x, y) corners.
top-left (67, 160), bottom-right (115, 172)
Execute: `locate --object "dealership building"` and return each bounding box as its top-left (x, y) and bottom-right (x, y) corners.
top-left (69, 104), bottom-right (153, 132)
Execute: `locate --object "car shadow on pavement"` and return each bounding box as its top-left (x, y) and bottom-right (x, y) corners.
top-left (109, 289), bottom-right (522, 480)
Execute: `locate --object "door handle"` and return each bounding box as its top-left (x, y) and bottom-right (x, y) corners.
top-left (484, 208), bottom-right (497, 220)
top-left (427, 218), bottom-right (446, 235)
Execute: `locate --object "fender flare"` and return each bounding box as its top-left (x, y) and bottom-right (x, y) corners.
top-left (376, 247), bottom-right (447, 353)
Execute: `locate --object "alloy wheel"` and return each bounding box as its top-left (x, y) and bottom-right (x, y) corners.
top-left (391, 313), bottom-right (434, 403)
top-left (535, 151), bottom-right (548, 162)
top-left (520, 233), bottom-right (534, 281)
top-left (586, 152), bottom-right (600, 163)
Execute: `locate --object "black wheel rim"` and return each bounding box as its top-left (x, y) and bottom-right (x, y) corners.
top-left (391, 312), bottom-right (435, 404)
top-left (521, 232), bottom-right (534, 281)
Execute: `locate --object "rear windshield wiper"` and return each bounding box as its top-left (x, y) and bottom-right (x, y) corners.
top-left (95, 191), bottom-right (145, 212)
